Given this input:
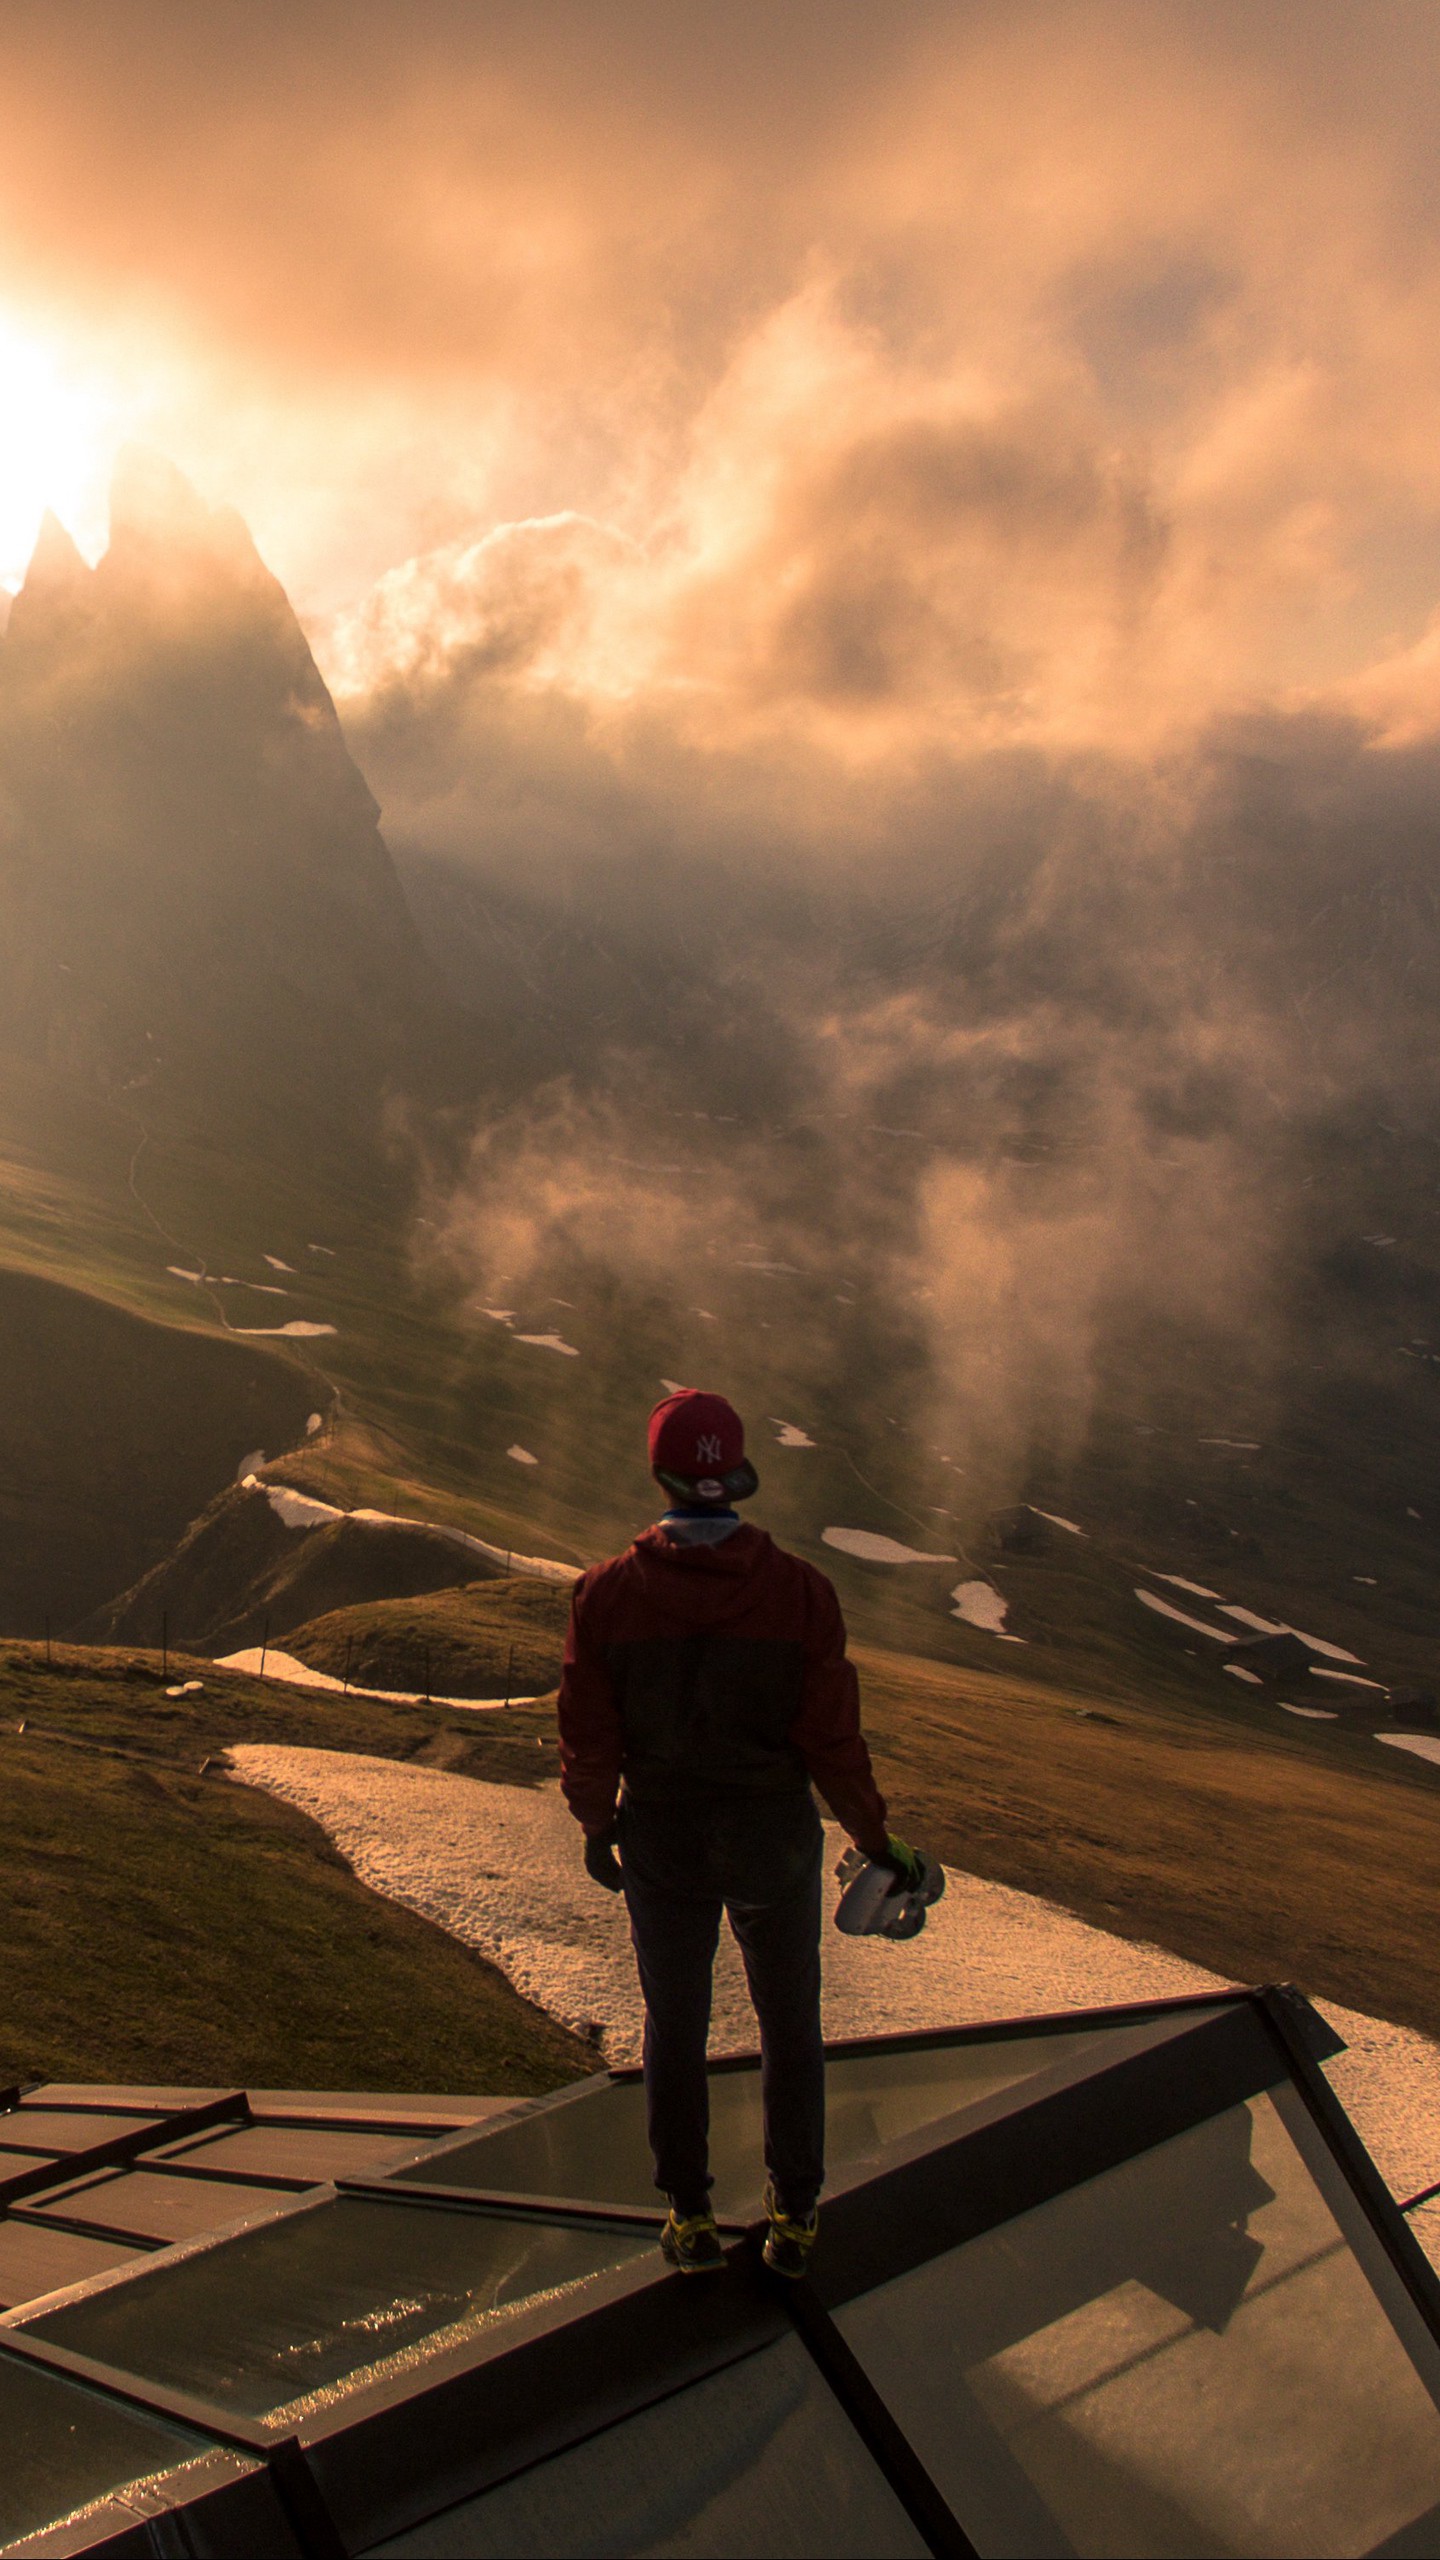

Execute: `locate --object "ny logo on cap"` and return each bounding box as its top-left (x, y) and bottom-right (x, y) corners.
top-left (696, 1433), bottom-right (723, 1464)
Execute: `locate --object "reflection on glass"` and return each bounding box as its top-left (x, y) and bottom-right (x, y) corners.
top-left (0, 2219), bottom-right (139, 2312)
top-left (32, 2166), bottom-right (293, 2244)
top-left (159, 2123), bottom-right (429, 2180)
top-left (838, 2095), bottom-right (1440, 2559)
top-left (0, 2110), bottom-right (159, 2152)
top-left (23, 2197), bottom-right (653, 2426)
top-left (393, 2025), bottom-right (1139, 2213)
top-left (362, 2332), bottom-right (928, 2559)
top-left (0, 2347), bottom-right (220, 2547)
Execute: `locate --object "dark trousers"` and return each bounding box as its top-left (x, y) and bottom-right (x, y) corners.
top-left (618, 1790), bottom-right (825, 2218)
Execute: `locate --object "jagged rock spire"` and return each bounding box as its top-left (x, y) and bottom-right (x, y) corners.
top-left (4, 511), bottom-right (93, 652)
top-left (24, 510), bottom-right (89, 591)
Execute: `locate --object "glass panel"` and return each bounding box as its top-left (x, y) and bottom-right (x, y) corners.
top-left (0, 2346), bottom-right (222, 2548)
top-left (361, 2333), bottom-right (927, 2559)
top-left (838, 2094), bottom-right (1440, 2560)
top-left (0, 2220), bottom-right (139, 2311)
top-left (23, 2196), bottom-right (655, 2427)
top-left (32, 2167), bottom-right (295, 2244)
top-left (157, 2123), bottom-right (433, 2181)
top-left (392, 2023), bottom-right (1153, 2214)
top-left (0, 2109), bottom-right (161, 2151)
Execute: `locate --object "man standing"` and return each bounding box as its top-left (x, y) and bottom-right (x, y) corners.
top-left (558, 1388), bottom-right (927, 2278)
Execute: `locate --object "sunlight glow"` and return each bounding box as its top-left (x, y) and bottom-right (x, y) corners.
top-left (0, 313), bottom-right (124, 587)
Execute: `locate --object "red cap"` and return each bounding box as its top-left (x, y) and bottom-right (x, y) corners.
top-left (647, 1390), bottom-right (757, 1502)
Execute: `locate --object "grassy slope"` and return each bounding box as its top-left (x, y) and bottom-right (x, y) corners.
top-left (283, 1577), bottom-right (569, 1700)
top-left (103, 1575), bottom-right (1440, 2049)
top-left (3, 1076), bottom-right (1438, 2066)
top-left (0, 1645), bottom-right (585, 2091)
top-left (856, 1640), bottom-right (1440, 2043)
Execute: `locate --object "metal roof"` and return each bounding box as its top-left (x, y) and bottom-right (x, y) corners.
top-left (3, 1990), bottom-right (1439, 2558)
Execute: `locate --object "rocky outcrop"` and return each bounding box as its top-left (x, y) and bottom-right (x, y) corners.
top-left (0, 450), bottom-right (445, 1150)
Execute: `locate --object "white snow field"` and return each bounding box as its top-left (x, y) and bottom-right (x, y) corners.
top-left (242, 1476), bottom-right (580, 1586)
top-left (950, 1579), bottom-right (1021, 1639)
top-left (515, 1332), bottom-right (579, 1356)
top-left (217, 1650), bottom-right (542, 1712)
top-left (228, 1747), bottom-right (1440, 2246)
top-left (506, 1446), bottom-right (538, 1466)
top-left (1135, 1587), bottom-right (1232, 1640)
top-left (232, 1320), bottom-right (337, 1338)
top-left (1379, 1733), bottom-right (1440, 1770)
top-left (823, 1528), bottom-right (955, 1566)
top-left (771, 1419), bottom-right (816, 1447)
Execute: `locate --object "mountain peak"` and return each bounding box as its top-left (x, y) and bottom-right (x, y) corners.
top-left (4, 511), bottom-right (94, 653)
top-left (26, 511), bottom-right (90, 591)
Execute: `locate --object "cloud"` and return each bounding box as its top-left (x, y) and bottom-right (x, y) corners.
top-left (7, 0), bottom-right (1440, 653)
top-left (6, 4), bottom-right (1439, 1507)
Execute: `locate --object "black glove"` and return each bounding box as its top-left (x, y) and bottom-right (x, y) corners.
top-left (875, 1834), bottom-right (923, 1890)
top-left (584, 1822), bottom-right (623, 1892)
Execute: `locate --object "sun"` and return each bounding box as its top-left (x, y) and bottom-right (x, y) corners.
top-left (0, 312), bottom-right (122, 589)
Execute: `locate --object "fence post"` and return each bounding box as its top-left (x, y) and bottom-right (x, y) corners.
top-left (342, 1635), bottom-right (352, 1697)
top-left (259, 1617), bottom-right (270, 1681)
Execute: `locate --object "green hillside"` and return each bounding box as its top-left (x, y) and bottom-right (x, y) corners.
top-left (0, 1644), bottom-right (586, 2090)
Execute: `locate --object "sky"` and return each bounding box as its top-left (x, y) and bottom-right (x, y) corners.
top-left (4, 0), bottom-right (1440, 770)
top-left (2, 1), bottom-right (1436, 1498)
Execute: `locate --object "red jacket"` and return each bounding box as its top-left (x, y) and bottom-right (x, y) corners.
top-left (557, 1522), bottom-right (889, 1856)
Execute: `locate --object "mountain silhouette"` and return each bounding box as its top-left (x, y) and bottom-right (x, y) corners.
top-left (0, 450), bottom-right (441, 1153)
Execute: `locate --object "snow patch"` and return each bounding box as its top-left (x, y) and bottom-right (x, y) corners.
top-left (1225, 1665), bottom-right (1263, 1685)
top-left (1030, 1508), bottom-right (1086, 1537)
top-left (236, 1449), bottom-right (265, 1481)
top-left (1312, 1667), bottom-right (1386, 1691)
top-left (481, 1309), bottom-right (514, 1325)
top-left (1199, 1438), bottom-right (1261, 1450)
top-left (218, 1652), bottom-right (541, 1711)
top-left (515, 1332), bottom-right (578, 1357)
top-left (1219, 1605), bottom-right (1363, 1665)
top-left (1156, 1574), bottom-right (1222, 1600)
top-left (1377, 1734), bottom-right (1440, 1769)
top-left (247, 1478), bottom-right (343, 1531)
top-left (305, 1413), bottom-right (323, 1436)
top-left (951, 1580), bottom-right (1022, 1640)
top-left (231, 1321), bottom-right (337, 1338)
top-left (263, 1256), bottom-right (295, 1272)
top-left (245, 1476), bottom-right (580, 1585)
top-left (507, 1446), bottom-right (538, 1466)
top-left (1135, 1588), bottom-right (1231, 1641)
top-left (167, 1265), bottom-right (203, 1284)
top-left (1281, 1703), bottom-right (1338, 1721)
top-left (822, 1528), bottom-right (956, 1566)
top-left (226, 1749), bottom-right (1440, 2216)
top-left (771, 1420), bottom-right (816, 1448)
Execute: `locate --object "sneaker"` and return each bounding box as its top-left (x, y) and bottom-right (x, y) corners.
top-left (660, 2206), bottom-right (724, 2274)
top-left (761, 2181), bottom-right (819, 2279)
